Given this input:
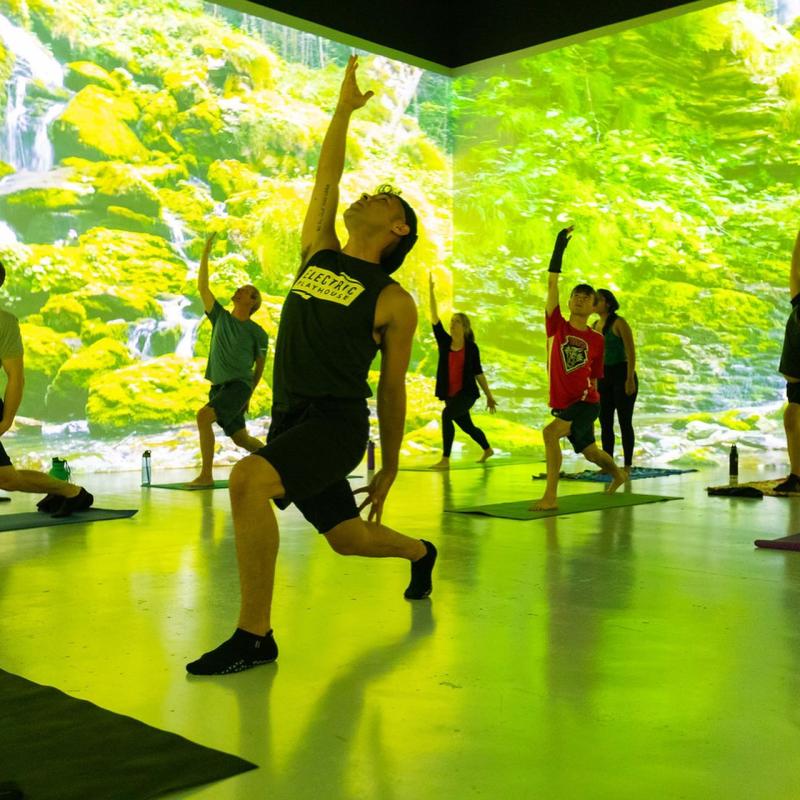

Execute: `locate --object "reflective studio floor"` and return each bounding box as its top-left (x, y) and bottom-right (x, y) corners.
top-left (1, 460), bottom-right (800, 799)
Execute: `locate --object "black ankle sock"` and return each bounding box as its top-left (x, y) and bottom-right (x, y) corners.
top-left (186, 628), bottom-right (278, 675)
top-left (51, 487), bottom-right (94, 518)
top-left (404, 539), bottom-right (437, 600)
top-left (775, 473), bottom-right (800, 493)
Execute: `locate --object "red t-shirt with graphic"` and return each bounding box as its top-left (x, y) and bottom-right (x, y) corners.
top-left (546, 305), bottom-right (604, 408)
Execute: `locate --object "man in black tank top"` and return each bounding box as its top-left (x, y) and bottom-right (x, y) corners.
top-left (776, 230), bottom-right (800, 493)
top-left (188, 56), bottom-right (437, 675)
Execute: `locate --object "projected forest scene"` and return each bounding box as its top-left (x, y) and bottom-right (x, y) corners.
top-left (0, 0), bottom-right (798, 472)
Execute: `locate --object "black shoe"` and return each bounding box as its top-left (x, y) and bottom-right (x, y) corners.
top-left (37, 493), bottom-right (62, 513)
top-left (51, 487), bottom-right (94, 518)
top-left (404, 540), bottom-right (437, 600)
top-left (775, 474), bottom-right (800, 493)
top-left (187, 629), bottom-right (278, 675)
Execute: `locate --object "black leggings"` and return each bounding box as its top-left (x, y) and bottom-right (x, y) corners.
top-left (598, 363), bottom-right (638, 467)
top-left (442, 393), bottom-right (490, 457)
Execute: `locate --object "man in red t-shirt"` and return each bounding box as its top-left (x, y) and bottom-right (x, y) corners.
top-left (531, 227), bottom-right (626, 510)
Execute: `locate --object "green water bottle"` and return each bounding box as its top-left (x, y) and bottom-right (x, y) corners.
top-left (48, 457), bottom-right (70, 482)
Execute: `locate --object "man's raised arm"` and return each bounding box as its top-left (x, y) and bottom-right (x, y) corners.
top-left (546, 226), bottom-right (573, 316)
top-left (300, 55), bottom-right (374, 266)
top-left (198, 233), bottom-right (217, 314)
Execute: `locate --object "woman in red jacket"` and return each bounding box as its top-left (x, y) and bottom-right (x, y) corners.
top-left (429, 274), bottom-right (497, 469)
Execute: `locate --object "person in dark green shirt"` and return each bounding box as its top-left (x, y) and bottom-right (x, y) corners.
top-left (186, 232), bottom-right (269, 487)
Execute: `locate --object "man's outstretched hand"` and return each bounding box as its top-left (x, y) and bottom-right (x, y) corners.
top-left (337, 54), bottom-right (374, 113)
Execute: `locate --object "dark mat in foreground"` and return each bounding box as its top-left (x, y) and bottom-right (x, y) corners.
top-left (0, 668), bottom-right (255, 800)
top-left (754, 533), bottom-right (800, 551)
top-left (534, 466), bottom-right (698, 482)
top-left (448, 492), bottom-right (681, 520)
top-left (708, 480), bottom-right (800, 498)
top-left (0, 508), bottom-right (137, 533)
top-left (400, 456), bottom-right (536, 472)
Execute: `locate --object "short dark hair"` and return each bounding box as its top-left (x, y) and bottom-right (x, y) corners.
top-left (0, 260), bottom-right (5, 289)
top-left (374, 184), bottom-right (418, 275)
top-left (571, 283), bottom-right (596, 299)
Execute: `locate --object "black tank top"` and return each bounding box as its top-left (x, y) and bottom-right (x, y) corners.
top-left (272, 250), bottom-right (396, 409)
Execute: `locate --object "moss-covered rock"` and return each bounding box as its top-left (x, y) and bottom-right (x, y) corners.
top-left (64, 61), bottom-right (118, 93)
top-left (86, 354), bottom-right (210, 435)
top-left (76, 285), bottom-right (161, 321)
top-left (0, 161), bottom-right (14, 179)
top-left (39, 293), bottom-right (87, 332)
top-left (16, 323), bottom-right (73, 418)
top-left (46, 337), bottom-right (133, 420)
top-left (52, 84), bottom-right (149, 162)
top-left (80, 318), bottom-right (129, 346)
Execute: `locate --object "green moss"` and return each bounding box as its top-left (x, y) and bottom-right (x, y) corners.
top-left (64, 61), bottom-right (118, 93)
top-left (16, 323), bottom-right (74, 419)
top-left (46, 337), bottom-right (133, 420)
top-left (39, 293), bottom-right (87, 332)
top-left (52, 85), bottom-right (149, 162)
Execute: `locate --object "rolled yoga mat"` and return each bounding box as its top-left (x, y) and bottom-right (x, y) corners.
top-left (0, 668), bottom-right (256, 800)
top-left (0, 508), bottom-right (137, 533)
top-left (534, 466), bottom-right (698, 482)
top-left (754, 533), bottom-right (800, 551)
top-left (448, 492), bottom-right (681, 520)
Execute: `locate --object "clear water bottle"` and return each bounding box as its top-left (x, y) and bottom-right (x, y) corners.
top-left (141, 450), bottom-right (152, 486)
top-left (49, 457), bottom-right (70, 482)
top-left (367, 440), bottom-right (375, 471)
top-left (729, 444), bottom-right (738, 480)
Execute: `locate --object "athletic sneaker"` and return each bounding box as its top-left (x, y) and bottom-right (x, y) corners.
top-left (404, 540), bottom-right (437, 600)
top-left (36, 493), bottom-right (62, 513)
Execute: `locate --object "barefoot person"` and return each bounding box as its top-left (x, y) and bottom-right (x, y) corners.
top-left (0, 260), bottom-right (93, 516)
top-left (531, 227), bottom-right (625, 511)
top-left (187, 232), bottom-right (268, 486)
top-left (593, 289), bottom-right (638, 476)
top-left (429, 273), bottom-right (496, 468)
top-left (187, 56), bottom-right (436, 675)
top-left (776, 229), bottom-right (800, 492)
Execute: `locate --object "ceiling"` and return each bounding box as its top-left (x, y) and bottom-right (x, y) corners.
top-left (243, 0), bottom-right (703, 69)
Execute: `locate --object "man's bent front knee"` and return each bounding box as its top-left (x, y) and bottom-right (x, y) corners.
top-left (229, 455), bottom-right (285, 501)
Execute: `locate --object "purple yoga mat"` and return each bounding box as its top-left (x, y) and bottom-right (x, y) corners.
top-left (754, 533), bottom-right (800, 551)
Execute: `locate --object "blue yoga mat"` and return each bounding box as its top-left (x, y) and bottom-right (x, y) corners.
top-left (533, 466), bottom-right (698, 483)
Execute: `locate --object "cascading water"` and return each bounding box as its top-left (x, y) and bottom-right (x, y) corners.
top-left (0, 14), bottom-right (66, 174)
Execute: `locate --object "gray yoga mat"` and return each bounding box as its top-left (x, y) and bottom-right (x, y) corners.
top-left (0, 667), bottom-right (256, 800)
top-left (448, 492), bottom-right (681, 520)
top-left (0, 508), bottom-right (137, 533)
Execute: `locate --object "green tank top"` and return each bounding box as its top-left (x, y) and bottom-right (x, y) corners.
top-left (603, 321), bottom-right (627, 366)
top-left (272, 250), bottom-right (395, 409)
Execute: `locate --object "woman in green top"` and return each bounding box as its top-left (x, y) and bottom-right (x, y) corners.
top-left (593, 289), bottom-right (637, 473)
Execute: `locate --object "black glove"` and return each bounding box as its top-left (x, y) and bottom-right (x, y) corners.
top-left (548, 228), bottom-right (572, 273)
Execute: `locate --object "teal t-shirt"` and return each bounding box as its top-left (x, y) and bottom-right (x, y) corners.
top-left (204, 301), bottom-right (268, 386)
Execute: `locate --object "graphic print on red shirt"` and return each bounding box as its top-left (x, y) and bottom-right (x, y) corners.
top-left (545, 305), bottom-right (604, 408)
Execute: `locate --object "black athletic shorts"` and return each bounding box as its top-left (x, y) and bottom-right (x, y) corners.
top-left (0, 400), bottom-right (11, 468)
top-left (552, 401), bottom-right (600, 454)
top-left (257, 398), bottom-right (369, 534)
top-left (208, 380), bottom-right (251, 437)
top-left (787, 381), bottom-right (800, 405)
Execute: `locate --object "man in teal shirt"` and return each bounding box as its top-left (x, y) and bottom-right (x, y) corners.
top-left (186, 233), bottom-right (269, 486)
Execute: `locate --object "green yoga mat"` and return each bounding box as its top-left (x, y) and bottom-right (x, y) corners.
top-left (147, 480), bottom-right (230, 490)
top-left (448, 492), bottom-right (681, 520)
top-left (400, 456), bottom-right (536, 472)
top-left (0, 508), bottom-right (137, 533)
top-left (0, 668), bottom-right (255, 800)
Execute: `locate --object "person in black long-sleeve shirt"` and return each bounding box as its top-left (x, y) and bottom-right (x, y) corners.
top-left (429, 273), bottom-right (496, 469)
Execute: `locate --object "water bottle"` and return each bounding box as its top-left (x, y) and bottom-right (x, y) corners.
top-left (141, 450), bottom-right (152, 486)
top-left (367, 440), bottom-right (375, 471)
top-left (48, 457), bottom-right (70, 482)
top-left (729, 444), bottom-right (738, 480)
